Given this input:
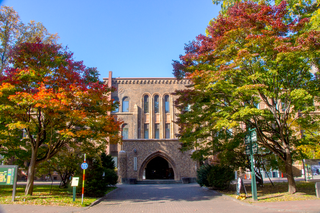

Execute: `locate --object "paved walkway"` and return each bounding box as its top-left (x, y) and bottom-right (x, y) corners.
top-left (1, 183), bottom-right (320, 213)
top-left (75, 184), bottom-right (320, 213)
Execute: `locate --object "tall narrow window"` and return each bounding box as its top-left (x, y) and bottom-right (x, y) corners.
top-left (144, 124), bottom-right (149, 139)
top-left (112, 97), bottom-right (119, 113)
top-left (155, 124), bottom-right (160, 139)
top-left (154, 95), bottom-right (159, 113)
top-left (122, 124), bottom-right (128, 139)
top-left (144, 95), bottom-right (149, 113)
top-left (122, 97), bottom-right (129, 112)
top-left (165, 124), bottom-right (170, 139)
top-left (165, 95), bottom-right (170, 113)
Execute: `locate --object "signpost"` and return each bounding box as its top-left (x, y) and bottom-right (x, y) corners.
top-left (71, 177), bottom-right (80, 202)
top-left (0, 165), bottom-right (18, 201)
top-left (81, 154), bottom-right (88, 204)
top-left (245, 128), bottom-right (258, 201)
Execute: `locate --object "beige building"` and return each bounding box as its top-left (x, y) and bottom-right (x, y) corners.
top-left (104, 71), bottom-right (197, 183)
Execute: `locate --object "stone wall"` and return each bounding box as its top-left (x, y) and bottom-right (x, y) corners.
top-left (119, 139), bottom-right (197, 181)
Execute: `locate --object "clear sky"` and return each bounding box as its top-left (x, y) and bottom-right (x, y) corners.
top-left (3, 0), bottom-right (220, 80)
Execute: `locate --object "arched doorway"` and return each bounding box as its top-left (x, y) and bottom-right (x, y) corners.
top-left (139, 151), bottom-right (178, 181)
top-left (145, 156), bottom-right (174, 179)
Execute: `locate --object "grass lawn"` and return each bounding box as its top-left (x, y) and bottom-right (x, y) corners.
top-left (220, 181), bottom-right (319, 203)
top-left (0, 184), bottom-right (116, 207)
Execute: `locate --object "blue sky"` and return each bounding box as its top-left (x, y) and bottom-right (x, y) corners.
top-left (3, 0), bottom-right (220, 79)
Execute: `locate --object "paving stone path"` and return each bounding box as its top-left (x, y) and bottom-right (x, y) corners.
top-left (74, 184), bottom-right (289, 213)
top-left (1, 183), bottom-right (319, 213)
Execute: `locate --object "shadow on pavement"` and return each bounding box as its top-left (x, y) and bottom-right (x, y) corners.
top-left (100, 183), bottom-right (222, 203)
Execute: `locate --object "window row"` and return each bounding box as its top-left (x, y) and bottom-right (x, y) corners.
top-left (143, 94), bottom-right (170, 114)
top-left (112, 94), bottom-right (170, 113)
top-left (121, 123), bottom-right (171, 139)
top-left (144, 123), bottom-right (170, 139)
top-left (112, 97), bottom-right (129, 113)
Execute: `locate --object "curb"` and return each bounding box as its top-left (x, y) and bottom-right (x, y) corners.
top-left (87, 187), bottom-right (120, 208)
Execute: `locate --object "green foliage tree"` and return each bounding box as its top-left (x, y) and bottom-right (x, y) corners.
top-left (0, 40), bottom-right (122, 195)
top-left (196, 164), bottom-right (234, 190)
top-left (0, 6), bottom-right (58, 75)
top-left (84, 153), bottom-right (118, 197)
top-left (196, 164), bottom-right (212, 187)
top-left (37, 146), bottom-right (83, 188)
top-left (207, 164), bottom-right (234, 190)
top-left (173, 2), bottom-right (320, 194)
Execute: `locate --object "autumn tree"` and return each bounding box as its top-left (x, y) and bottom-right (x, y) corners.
top-left (37, 146), bottom-right (83, 188)
top-left (173, 2), bottom-right (320, 194)
top-left (0, 39), bottom-right (122, 195)
top-left (0, 6), bottom-right (58, 75)
top-left (212, 0), bottom-right (320, 30)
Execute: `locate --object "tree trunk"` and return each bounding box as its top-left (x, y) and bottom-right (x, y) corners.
top-left (25, 149), bottom-right (37, 195)
top-left (285, 151), bottom-right (296, 194)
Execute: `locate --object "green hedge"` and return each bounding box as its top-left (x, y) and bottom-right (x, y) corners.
top-left (197, 164), bottom-right (234, 190)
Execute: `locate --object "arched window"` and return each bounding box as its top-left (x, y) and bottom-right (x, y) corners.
top-left (112, 97), bottom-right (119, 113)
top-left (154, 95), bottom-right (159, 113)
top-left (144, 95), bottom-right (149, 113)
top-left (122, 124), bottom-right (128, 139)
top-left (122, 97), bottom-right (129, 112)
top-left (164, 95), bottom-right (170, 113)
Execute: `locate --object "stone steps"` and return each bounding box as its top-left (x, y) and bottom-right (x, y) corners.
top-left (136, 179), bottom-right (182, 184)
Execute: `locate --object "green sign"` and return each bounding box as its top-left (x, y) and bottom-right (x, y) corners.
top-left (0, 166), bottom-right (16, 185)
top-left (244, 128), bottom-right (258, 201)
top-left (0, 165), bottom-right (18, 202)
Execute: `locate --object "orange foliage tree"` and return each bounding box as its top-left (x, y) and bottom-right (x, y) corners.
top-left (0, 39), bottom-right (122, 195)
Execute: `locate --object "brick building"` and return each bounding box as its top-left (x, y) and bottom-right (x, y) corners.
top-left (104, 71), bottom-right (197, 183)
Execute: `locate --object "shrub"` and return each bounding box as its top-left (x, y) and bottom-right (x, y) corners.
top-left (70, 153), bottom-right (118, 197)
top-left (196, 164), bottom-right (213, 187)
top-left (207, 165), bottom-right (234, 190)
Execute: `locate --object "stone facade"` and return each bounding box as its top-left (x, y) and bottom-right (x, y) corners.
top-left (104, 71), bottom-right (197, 182)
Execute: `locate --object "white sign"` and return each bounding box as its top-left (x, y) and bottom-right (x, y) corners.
top-left (71, 177), bottom-right (79, 187)
top-left (251, 131), bottom-right (257, 142)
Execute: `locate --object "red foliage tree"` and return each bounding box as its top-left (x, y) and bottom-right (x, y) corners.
top-left (0, 39), bottom-right (122, 195)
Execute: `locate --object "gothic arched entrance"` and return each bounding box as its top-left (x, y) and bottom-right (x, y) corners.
top-left (145, 156), bottom-right (174, 179)
top-left (139, 151), bottom-right (178, 180)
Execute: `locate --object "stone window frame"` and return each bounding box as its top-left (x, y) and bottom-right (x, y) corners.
top-left (165, 123), bottom-right (170, 139)
top-left (155, 123), bottom-right (160, 139)
top-left (122, 96), bottom-right (130, 112)
top-left (154, 94), bottom-right (160, 114)
top-left (144, 123), bottom-right (149, 139)
top-left (164, 94), bottom-right (170, 113)
top-left (143, 94), bottom-right (149, 113)
top-left (141, 93), bottom-right (152, 139)
top-left (112, 96), bottom-right (119, 113)
top-left (151, 93), bottom-right (162, 139)
top-left (162, 93), bottom-right (172, 139)
top-left (122, 123), bottom-right (129, 139)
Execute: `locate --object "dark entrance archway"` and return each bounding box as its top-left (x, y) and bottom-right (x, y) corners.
top-left (145, 156), bottom-right (174, 179)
